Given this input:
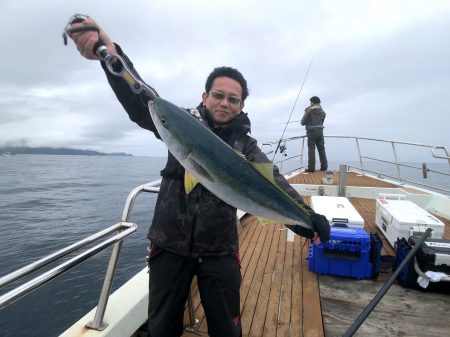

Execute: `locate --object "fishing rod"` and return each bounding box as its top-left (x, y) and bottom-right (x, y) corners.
top-left (272, 60), bottom-right (313, 162)
top-left (342, 228), bottom-right (432, 337)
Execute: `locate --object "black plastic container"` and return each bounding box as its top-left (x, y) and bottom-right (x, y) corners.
top-left (394, 236), bottom-right (450, 293)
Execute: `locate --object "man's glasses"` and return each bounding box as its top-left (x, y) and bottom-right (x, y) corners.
top-left (209, 91), bottom-right (242, 105)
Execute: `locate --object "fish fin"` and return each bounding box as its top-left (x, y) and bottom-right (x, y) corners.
top-left (249, 159), bottom-right (313, 229)
top-left (257, 217), bottom-right (280, 225)
top-left (188, 158), bottom-right (214, 182)
top-left (258, 217), bottom-right (307, 227)
top-left (184, 171), bottom-right (198, 194)
top-left (251, 162), bottom-right (313, 227)
top-left (234, 150), bottom-right (247, 159)
top-left (251, 162), bottom-right (276, 183)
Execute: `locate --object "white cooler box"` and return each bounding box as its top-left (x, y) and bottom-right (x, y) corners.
top-left (375, 199), bottom-right (445, 247)
top-left (310, 196), bottom-right (365, 228)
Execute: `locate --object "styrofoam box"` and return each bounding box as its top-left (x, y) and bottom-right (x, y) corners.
top-left (310, 196), bottom-right (365, 228)
top-left (375, 199), bottom-right (445, 247)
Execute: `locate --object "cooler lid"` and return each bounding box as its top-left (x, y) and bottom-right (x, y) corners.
top-left (311, 196), bottom-right (364, 226)
top-left (377, 199), bottom-right (444, 226)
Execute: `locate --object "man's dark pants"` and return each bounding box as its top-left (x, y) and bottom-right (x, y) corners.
top-left (147, 245), bottom-right (242, 337)
top-left (307, 129), bottom-right (328, 171)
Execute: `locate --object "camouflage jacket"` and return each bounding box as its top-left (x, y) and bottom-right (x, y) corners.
top-left (102, 47), bottom-right (308, 257)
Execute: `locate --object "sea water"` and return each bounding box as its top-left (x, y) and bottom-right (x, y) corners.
top-left (0, 155), bottom-right (165, 337)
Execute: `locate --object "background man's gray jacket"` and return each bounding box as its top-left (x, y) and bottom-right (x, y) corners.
top-left (301, 104), bottom-right (326, 130)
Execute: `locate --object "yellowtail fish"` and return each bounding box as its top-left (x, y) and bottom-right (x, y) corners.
top-left (148, 98), bottom-right (315, 231)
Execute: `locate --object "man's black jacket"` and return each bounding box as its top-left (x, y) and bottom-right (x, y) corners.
top-left (101, 47), bottom-right (323, 257)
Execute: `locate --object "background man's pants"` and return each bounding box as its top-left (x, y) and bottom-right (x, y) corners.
top-left (307, 129), bottom-right (328, 171)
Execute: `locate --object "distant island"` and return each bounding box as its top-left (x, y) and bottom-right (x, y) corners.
top-left (0, 146), bottom-right (133, 157)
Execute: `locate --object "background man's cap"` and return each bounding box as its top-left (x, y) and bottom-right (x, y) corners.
top-left (310, 96), bottom-right (321, 104)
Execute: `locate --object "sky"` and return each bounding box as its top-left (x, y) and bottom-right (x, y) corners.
top-left (1, 0), bottom-right (449, 162)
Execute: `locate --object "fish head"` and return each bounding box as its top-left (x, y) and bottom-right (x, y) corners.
top-left (149, 98), bottom-right (197, 160)
top-left (149, 98), bottom-right (216, 188)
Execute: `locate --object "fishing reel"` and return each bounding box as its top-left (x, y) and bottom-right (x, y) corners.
top-left (279, 144), bottom-right (287, 157)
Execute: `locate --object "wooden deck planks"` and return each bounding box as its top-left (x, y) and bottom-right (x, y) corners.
top-left (301, 237), bottom-right (324, 337)
top-left (290, 235), bottom-right (304, 337)
top-left (439, 214), bottom-right (450, 240)
top-left (277, 229), bottom-right (294, 337)
top-left (319, 274), bottom-right (450, 337)
top-left (182, 219), bottom-right (323, 337)
top-left (288, 171), bottom-right (399, 188)
top-left (250, 223), bottom-right (281, 337)
top-left (262, 223), bottom-right (287, 337)
top-left (241, 222), bottom-right (275, 336)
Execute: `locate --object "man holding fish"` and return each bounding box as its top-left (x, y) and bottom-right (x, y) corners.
top-left (68, 15), bottom-right (329, 337)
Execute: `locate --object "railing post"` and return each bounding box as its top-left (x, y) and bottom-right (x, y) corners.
top-left (86, 240), bottom-right (124, 330)
top-left (422, 163), bottom-right (428, 179)
top-left (85, 181), bottom-right (161, 331)
top-left (431, 146), bottom-right (450, 169)
top-left (355, 138), bottom-right (364, 175)
top-left (391, 142), bottom-right (403, 183)
top-left (300, 137), bottom-right (305, 168)
top-left (339, 165), bottom-right (348, 197)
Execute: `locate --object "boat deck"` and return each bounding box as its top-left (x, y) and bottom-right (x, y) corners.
top-left (182, 171), bottom-right (450, 337)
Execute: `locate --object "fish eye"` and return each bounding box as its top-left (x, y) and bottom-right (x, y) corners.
top-left (161, 118), bottom-right (167, 126)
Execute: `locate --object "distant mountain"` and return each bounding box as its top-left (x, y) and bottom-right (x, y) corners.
top-left (0, 146), bottom-right (133, 157)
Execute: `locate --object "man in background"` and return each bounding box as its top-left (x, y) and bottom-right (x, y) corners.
top-left (301, 96), bottom-right (328, 172)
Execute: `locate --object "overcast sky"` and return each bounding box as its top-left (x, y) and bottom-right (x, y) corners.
top-left (1, 0), bottom-right (449, 162)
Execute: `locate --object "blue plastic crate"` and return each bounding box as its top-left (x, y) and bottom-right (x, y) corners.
top-left (308, 227), bottom-right (374, 279)
top-left (394, 237), bottom-right (414, 285)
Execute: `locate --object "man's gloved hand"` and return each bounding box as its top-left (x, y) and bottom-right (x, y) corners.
top-left (284, 224), bottom-right (315, 239)
top-left (285, 212), bottom-right (330, 243)
top-left (309, 212), bottom-right (330, 243)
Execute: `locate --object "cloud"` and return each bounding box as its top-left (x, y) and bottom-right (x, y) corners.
top-left (1, 0), bottom-right (449, 158)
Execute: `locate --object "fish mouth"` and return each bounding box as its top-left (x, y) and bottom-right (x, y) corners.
top-left (148, 101), bottom-right (160, 124)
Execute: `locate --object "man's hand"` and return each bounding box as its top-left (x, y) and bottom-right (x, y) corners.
top-left (285, 212), bottom-right (330, 243)
top-left (284, 224), bottom-right (315, 239)
top-left (309, 213), bottom-right (330, 243)
top-left (312, 233), bottom-right (321, 244)
top-left (68, 16), bottom-right (116, 60)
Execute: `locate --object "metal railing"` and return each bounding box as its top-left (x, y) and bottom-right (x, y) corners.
top-left (262, 135), bottom-right (450, 194)
top-left (87, 179), bottom-right (161, 330)
top-left (0, 179), bottom-right (162, 331)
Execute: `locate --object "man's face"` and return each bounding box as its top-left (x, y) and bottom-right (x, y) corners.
top-left (202, 76), bottom-right (244, 125)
